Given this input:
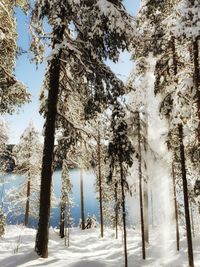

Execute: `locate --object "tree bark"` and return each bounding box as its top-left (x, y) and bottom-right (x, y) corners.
top-left (24, 177), bottom-right (30, 227)
top-left (143, 180), bottom-right (149, 244)
top-left (120, 161), bottom-right (128, 267)
top-left (35, 25), bottom-right (65, 258)
top-left (178, 124), bottom-right (194, 267)
top-left (114, 181), bottom-right (118, 239)
top-left (193, 38), bottom-right (200, 144)
top-left (171, 37), bottom-right (180, 251)
top-left (80, 168), bottom-right (85, 230)
top-left (190, 201), bottom-right (195, 238)
top-left (137, 112), bottom-right (146, 260)
top-left (67, 205), bottom-right (70, 247)
top-left (65, 202), bottom-right (70, 247)
top-left (97, 126), bottom-right (104, 238)
top-left (172, 163), bottom-right (180, 251)
top-left (59, 203), bottom-right (65, 238)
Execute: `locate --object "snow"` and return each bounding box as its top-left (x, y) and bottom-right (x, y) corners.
top-left (0, 225), bottom-right (200, 267)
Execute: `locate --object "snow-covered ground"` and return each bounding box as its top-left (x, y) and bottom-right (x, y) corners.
top-left (0, 225), bottom-right (200, 267)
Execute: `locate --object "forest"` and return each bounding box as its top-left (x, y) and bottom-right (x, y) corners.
top-left (0, 0), bottom-right (200, 267)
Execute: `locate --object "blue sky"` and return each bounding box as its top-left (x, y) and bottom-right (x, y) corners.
top-left (5, 0), bottom-right (141, 144)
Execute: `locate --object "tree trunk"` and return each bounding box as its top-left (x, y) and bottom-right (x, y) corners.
top-left (35, 25), bottom-right (65, 258)
top-left (24, 177), bottom-right (30, 227)
top-left (172, 163), bottom-right (180, 251)
top-left (137, 112), bottom-right (146, 260)
top-left (65, 203), bottom-right (70, 247)
top-left (114, 181), bottom-right (118, 239)
top-left (59, 203), bottom-right (65, 238)
top-left (60, 164), bottom-right (66, 238)
top-left (190, 201), bottom-right (195, 238)
top-left (193, 38), bottom-right (200, 144)
top-left (67, 206), bottom-right (70, 247)
top-left (143, 180), bottom-right (149, 244)
top-left (171, 37), bottom-right (181, 253)
top-left (80, 168), bottom-right (85, 230)
top-left (97, 126), bottom-right (104, 238)
top-left (120, 161), bottom-right (128, 267)
top-left (178, 124), bottom-right (194, 267)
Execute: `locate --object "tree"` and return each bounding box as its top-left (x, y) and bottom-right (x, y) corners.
top-left (59, 159), bottom-right (73, 241)
top-left (137, 112), bottom-right (146, 260)
top-left (31, 0), bottom-right (134, 258)
top-left (0, 118), bottom-right (9, 174)
top-left (6, 122), bottom-right (42, 226)
top-left (108, 102), bottom-right (134, 267)
top-left (127, 58), bottom-right (157, 254)
top-left (93, 117), bottom-right (111, 238)
top-left (0, 0), bottom-right (30, 114)
top-left (172, 163), bottom-right (180, 251)
top-left (80, 166), bottom-right (85, 230)
top-left (97, 124), bottom-right (104, 237)
top-left (153, 2), bottom-right (197, 265)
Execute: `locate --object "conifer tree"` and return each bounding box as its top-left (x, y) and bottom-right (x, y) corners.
top-left (108, 102), bottom-right (134, 267)
top-left (0, 0), bottom-right (30, 114)
top-left (60, 159), bottom-right (72, 240)
top-left (31, 0), bottom-right (134, 257)
top-left (7, 122), bottom-right (42, 226)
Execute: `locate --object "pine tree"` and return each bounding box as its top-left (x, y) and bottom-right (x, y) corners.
top-left (31, 0), bottom-right (134, 258)
top-left (108, 102), bottom-right (134, 267)
top-left (6, 122), bottom-right (42, 226)
top-left (172, 163), bottom-right (180, 251)
top-left (0, 0), bottom-right (30, 114)
top-left (0, 118), bottom-right (9, 174)
top-left (59, 159), bottom-right (73, 240)
top-left (0, 210), bottom-right (5, 237)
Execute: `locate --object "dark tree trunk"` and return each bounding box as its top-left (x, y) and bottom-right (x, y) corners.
top-left (60, 203), bottom-right (65, 238)
top-left (114, 181), bottom-right (118, 239)
top-left (97, 127), bottom-right (104, 238)
top-left (120, 161), bottom-right (128, 267)
top-left (60, 163), bottom-right (66, 238)
top-left (35, 25), bottom-right (65, 258)
top-left (80, 168), bottom-right (85, 230)
top-left (178, 124), bottom-right (194, 267)
top-left (193, 38), bottom-right (200, 144)
top-left (190, 201), bottom-right (195, 238)
top-left (24, 178), bottom-right (30, 227)
top-left (67, 205), bottom-right (70, 247)
top-left (172, 163), bottom-right (180, 251)
top-left (144, 181), bottom-right (149, 244)
top-left (65, 203), bottom-right (70, 247)
top-left (137, 112), bottom-right (146, 260)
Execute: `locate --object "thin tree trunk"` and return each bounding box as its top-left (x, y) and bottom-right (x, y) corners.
top-left (24, 177), bottom-right (30, 227)
top-left (35, 25), bottom-right (65, 258)
top-left (67, 227), bottom-right (70, 247)
top-left (137, 112), bottom-right (146, 260)
top-left (190, 201), bottom-right (195, 238)
top-left (120, 161), bottom-right (128, 267)
top-left (60, 203), bottom-right (65, 238)
top-left (143, 180), bottom-right (149, 244)
top-left (172, 163), bottom-right (180, 251)
top-left (60, 164), bottom-right (66, 238)
top-left (193, 38), bottom-right (200, 144)
top-left (114, 181), bottom-right (118, 239)
top-left (80, 168), bottom-right (85, 230)
top-left (178, 124), bottom-right (194, 267)
top-left (66, 203), bottom-right (70, 247)
top-left (97, 126), bottom-right (104, 238)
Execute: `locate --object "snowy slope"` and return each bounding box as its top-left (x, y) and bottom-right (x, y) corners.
top-left (0, 226), bottom-right (200, 267)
